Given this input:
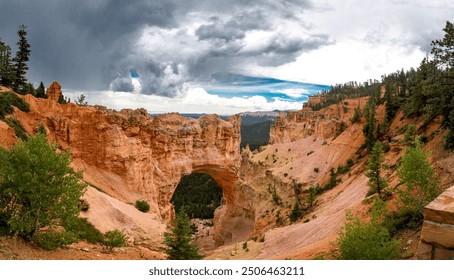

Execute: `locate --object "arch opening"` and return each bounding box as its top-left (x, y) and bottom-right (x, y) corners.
top-left (163, 164), bottom-right (255, 250)
top-left (171, 172), bottom-right (224, 253)
top-left (171, 173), bottom-right (223, 220)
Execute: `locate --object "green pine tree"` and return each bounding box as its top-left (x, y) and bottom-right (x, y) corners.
top-left (0, 39), bottom-right (14, 87)
top-left (336, 210), bottom-right (400, 260)
top-left (12, 25), bottom-right (31, 93)
top-left (35, 81), bottom-right (47, 98)
top-left (430, 21), bottom-right (454, 148)
top-left (363, 97), bottom-right (377, 152)
top-left (366, 142), bottom-right (387, 198)
top-left (164, 212), bottom-right (203, 260)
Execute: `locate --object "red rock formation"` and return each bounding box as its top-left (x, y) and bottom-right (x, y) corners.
top-left (270, 97), bottom-right (369, 144)
top-left (46, 81), bottom-right (62, 101)
top-left (0, 121), bottom-right (17, 149)
top-left (8, 91), bottom-right (254, 248)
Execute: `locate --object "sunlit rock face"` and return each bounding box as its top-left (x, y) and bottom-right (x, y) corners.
top-left (10, 87), bottom-right (254, 247)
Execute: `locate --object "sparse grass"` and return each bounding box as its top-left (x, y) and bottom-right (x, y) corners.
top-left (0, 91), bottom-right (30, 119)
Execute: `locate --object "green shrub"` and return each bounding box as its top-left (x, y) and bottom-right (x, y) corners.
top-left (324, 168), bottom-right (338, 190)
top-left (63, 217), bottom-right (104, 244)
top-left (336, 211), bottom-right (400, 260)
top-left (397, 139), bottom-right (441, 215)
top-left (103, 230), bottom-right (127, 251)
top-left (402, 124), bottom-right (417, 142)
top-left (350, 107), bottom-right (362, 124)
top-left (36, 123), bottom-right (47, 136)
top-left (381, 209), bottom-right (423, 236)
top-left (271, 187), bottom-right (282, 205)
top-left (135, 200), bottom-right (150, 213)
top-left (33, 230), bottom-right (78, 251)
top-left (242, 242), bottom-right (249, 251)
top-left (0, 134), bottom-right (85, 239)
top-left (289, 201), bottom-right (304, 223)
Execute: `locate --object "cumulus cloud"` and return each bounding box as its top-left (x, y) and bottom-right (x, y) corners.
top-left (0, 0), bottom-right (452, 103)
top-left (64, 87), bottom-right (306, 115)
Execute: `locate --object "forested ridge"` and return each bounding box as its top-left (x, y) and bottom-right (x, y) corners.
top-left (307, 21), bottom-right (454, 149)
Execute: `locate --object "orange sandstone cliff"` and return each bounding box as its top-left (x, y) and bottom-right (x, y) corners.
top-left (2, 84), bottom-right (255, 249)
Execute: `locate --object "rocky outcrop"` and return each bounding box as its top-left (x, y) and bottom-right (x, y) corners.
top-left (8, 87), bottom-right (254, 248)
top-left (46, 81), bottom-right (62, 101)
top-left (269, 97), bottom-right (368, 144)
top-left (417, 185), bottom-right (454, 260)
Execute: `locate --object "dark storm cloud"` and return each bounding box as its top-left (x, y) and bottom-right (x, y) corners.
top-left (196, 10), bottom-right (268, 41)
top-left (0, 0), bottom-right (176, 91)
top-left (109, 76), bottom-right (134, 92)
top-left (0, 0), bottom-right (326, 96)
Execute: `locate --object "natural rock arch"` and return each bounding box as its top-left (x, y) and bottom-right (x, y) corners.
top-left (13, 93), bottom-right (255, 245)
top-left (154, 163), bottom-right (255, 245)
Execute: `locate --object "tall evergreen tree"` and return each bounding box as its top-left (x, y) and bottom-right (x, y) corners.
top-left (431, 21), bottom-right (454, 69)
top-left (0, 39), bottom-right (14, 87)
top-left (22, 82), bottom-right (35, 96)
top-left (366, 142), bottom-right (387, 198)
top-left (363, 97), bottom-right (377, 152)
top-left (164, 212), bottom-right (203, 260)
top-left (384, 83), bottom-right (399, 126)
top-left (35, 81), bottom-right (47, 98)
top-left (407, 57), bottom-right (433, 117)
top-left (430, 21), bottom-right (454, 147)
top-left (12, 25), bottom-right (31, 93)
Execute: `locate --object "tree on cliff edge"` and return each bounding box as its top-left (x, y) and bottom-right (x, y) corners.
top-left (0, 39), bottom-right (14, 87)
top-left (164, 212), bottom-right (203, 260)
top-left (12, 25), bottom-right (31, 93)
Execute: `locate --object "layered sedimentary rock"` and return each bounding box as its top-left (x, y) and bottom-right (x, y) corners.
top-left (417, 185), bottom-right (454, 260)
top-left (269, 97), bottom-right (368, 144)
top-left (8, 85), bottom-right (254, 247)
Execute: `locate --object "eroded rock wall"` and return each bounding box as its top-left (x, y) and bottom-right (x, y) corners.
top-left (270, 97), bottom-right (369, 144)
top-left (7, 88), bottom-right (253, 247)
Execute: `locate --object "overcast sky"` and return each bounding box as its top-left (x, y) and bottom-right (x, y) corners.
top-left (0, 0), bottom-right (452, 114)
